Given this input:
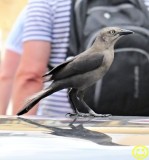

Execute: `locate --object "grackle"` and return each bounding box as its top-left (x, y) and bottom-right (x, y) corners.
top-left (17, 27), bottom-right (133, 117)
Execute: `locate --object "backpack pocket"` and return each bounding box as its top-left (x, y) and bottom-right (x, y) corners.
top-left (91, 47), bottom-right (149, 116)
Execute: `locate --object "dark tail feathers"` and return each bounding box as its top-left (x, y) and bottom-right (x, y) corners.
top-left (17, 83), bottom-right (59, 115)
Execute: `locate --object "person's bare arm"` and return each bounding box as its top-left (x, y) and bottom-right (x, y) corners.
top-left (0, 50), bottom-right (20, 114)
top-left (12, 41), bottom-right (51, 115)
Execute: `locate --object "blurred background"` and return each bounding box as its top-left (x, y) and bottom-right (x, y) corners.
top-left (0, 0), bottom-right (27, 58)
top-left (0, 0), bottom-right (27, 114)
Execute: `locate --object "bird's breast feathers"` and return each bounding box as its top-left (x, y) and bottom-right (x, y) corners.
top-left (102, 50), bottom-right (114, 68)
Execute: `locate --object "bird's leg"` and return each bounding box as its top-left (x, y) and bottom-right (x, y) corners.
top-left (77, 90), bottom-right (111, 117)
top-left (68, 88), bottom-right (79, 114)
top-left (67, 88), bottom-right (90, 117)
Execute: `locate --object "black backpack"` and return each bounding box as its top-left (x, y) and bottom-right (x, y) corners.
top-left (67, 0), bottom-right (149, 116)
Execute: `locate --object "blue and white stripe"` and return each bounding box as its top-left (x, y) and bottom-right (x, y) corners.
top-left (23, 0), bottom-right (72, 117)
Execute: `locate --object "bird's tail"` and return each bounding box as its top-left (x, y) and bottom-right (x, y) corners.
top-left (17, 82), bottom-right (61, 115)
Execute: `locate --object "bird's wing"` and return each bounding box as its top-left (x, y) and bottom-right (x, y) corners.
top-left (52, 52), bottom-right (104, 80)
top-left (43, 57), bottom-right (76, 77)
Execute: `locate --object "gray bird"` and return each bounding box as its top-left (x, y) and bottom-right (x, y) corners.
top-left (17, 27), bottom-right (133, 117)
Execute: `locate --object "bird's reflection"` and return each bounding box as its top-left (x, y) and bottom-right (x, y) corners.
top-left (18, 117), bottom-right (120, 146)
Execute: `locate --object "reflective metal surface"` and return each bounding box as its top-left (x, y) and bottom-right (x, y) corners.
top-left (0, 115), bottom-right (149, 160)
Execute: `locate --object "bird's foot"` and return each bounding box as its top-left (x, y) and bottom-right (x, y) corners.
top-left (66, 112), bottom-right (90, 118)
top-left (66, 113), bottom-right (77, 117)
top-left (66, 111), bottom-right (111, 118)
top-left (78, 112), bottom-right (90, 117)
top-left (89, 110), bottom-right (111, 117)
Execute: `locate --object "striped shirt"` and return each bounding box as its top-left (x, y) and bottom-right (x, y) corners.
top-left (5, 7), bottom-right (26, 54)
top-left (23, 0), bottom-right (73, 117)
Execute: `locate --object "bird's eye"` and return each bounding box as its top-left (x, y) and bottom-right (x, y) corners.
top-left (109, 30), bottom-right (116, 34)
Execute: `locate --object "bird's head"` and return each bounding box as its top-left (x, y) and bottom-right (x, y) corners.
top-left (95, 27), bottom-right (133, 48)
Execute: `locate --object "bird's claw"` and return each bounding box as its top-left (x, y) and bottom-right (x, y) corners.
top-left (66, 113), bottom-right (77, 118)
top-left (89, 113), bottom-right (112, 117)
top-left (66, 112), bottom-right (111, 118)
top-left (66, 112), bottom-right (90, 118)
top-left (87, 110), bottom-right (111, 117)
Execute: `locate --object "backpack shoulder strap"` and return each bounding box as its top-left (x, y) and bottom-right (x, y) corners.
top-left (67, 0), bottom-right (78, 56)
top-left (67, 0), bottom-right (88, 56)
top-left (74, 0), bottom-right (88, 47)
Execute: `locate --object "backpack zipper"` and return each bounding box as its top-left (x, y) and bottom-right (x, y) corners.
top-left (88, 4), bottom-right (134, 14)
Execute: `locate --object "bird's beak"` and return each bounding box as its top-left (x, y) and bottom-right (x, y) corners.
top-left (118, 29), bottom-right (133, 36)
